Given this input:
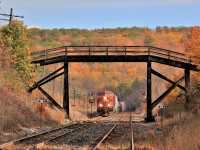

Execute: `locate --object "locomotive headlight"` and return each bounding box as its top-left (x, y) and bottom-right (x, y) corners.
top-left (103, 96), bottom-right (107, 101)
top-left (108, 103), bottom-right (111, 107)
top-left (99, 103), bottom-right (103, 107)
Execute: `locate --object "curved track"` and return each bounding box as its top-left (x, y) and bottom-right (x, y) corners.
top-left (92, 112), bottom-right (137, 150)
top-left (0, 112), bottom-right (145, 150)
top-left (0, 122), bottom-right (92, 150)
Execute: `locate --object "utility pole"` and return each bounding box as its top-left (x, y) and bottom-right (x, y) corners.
top-left (0, 8), bottom-right (24, 24)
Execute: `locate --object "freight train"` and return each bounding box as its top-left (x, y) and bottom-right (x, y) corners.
top-left (96, 90), bottom-right (121, 116)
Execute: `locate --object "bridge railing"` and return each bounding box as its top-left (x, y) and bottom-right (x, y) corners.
top-left (31, 46), bottom-right (196, 64)
top-left (149, 46), bottom-right (189, 63)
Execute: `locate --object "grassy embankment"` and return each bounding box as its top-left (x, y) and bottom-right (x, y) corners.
top-left (134, 99), bottom-right (200, 150)
top-left (0, 68), bottom-right (66, 144)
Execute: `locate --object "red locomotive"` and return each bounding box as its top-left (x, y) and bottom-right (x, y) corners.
top-left (96, 90), bottom-right (116, 116)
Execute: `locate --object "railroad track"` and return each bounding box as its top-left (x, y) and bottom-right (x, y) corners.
top-left (0, 113), bottom-right (120, 150)
top-left (92, 112), bottom-right (136, 150)
top-left (0, 112), bottom-right (142, 150)
top-left (40, 113), bottom-right (123, 150)
top-left (130, 113), bottom-right (135, 150)
top-left (91, 117), bottom-right (122, 150)
top-left (0, 122), bottom-right (93, 150)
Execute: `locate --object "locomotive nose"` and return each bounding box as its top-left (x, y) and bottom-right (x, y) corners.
top-left (103, 96), bottom-right (107, 100)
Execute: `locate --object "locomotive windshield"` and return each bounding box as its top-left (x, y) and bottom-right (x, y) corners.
top-left (97, 92), bottom-right (114, 96)
top-left (97, 92), bottom-right (104, 96)
top-left (105, 93), bottom-right (114, 96)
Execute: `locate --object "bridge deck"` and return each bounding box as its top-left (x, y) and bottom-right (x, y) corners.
top-left (31, 46), bottom-right (199, 71)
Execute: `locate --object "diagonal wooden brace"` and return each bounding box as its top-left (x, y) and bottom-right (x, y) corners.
top-left (37, 72), bottom-right (64, 88)
top-left (151, 74), bottom-right (188, 110)
top-left (28, 66), bottom-right (64, 92)
top-left (38, 86), bottom-right (62, 109)
top-left (151, 69), bottom-right (186, 91)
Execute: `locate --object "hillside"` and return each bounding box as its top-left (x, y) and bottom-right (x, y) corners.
top-left (27, 26), bottom-right (200, 149)
top-left (28, 26), bottom-right (192, 94)
top-left (0, 25), bottom-right (200, 148)
top-left (28, 26), bottom-right (197, 111)
top-left (0, 21), bottom-right (67, 144)
top-left (28, 26), bottom-right (190, 51)
top-left (0, 68), bottom-right (66, 144)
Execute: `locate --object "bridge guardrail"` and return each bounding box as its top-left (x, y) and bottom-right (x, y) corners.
top-left (30, 46), bottom-right (198, 65)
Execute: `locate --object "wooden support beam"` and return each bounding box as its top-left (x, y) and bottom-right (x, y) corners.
top-left (63, 61), bottom-right (69, 118)
top-left (38, 86), bottom-right (62, 109)
top-left (151, 74), bottom-right (188, 109)
top-left (29, 72), bottom-right (64, 92)
top-left (185, 68), bottom-right (190, 103)
top-left (151, 69), bottom-right (186, 91)
top-left (28, 66), bottom-right (64, 92)
top-left (31, 46), bottom-right (199, 71)
top-left (37, 72), bottom-right (64, 88)
top-left (146, 60), bottom-right (154, 122)
top-left (33, 55), bottom-right (149, 66)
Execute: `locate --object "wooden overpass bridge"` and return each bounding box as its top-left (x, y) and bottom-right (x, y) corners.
top-left (29, 46), bottom-right (199, 122)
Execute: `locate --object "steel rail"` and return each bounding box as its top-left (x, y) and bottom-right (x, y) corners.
top-left (0, 122), bottom-right (78, 149)
top-left (130, 113), bottom-right (135, 150)
top-left (91, 115), bottom-right (122, 150)
top-left (28, 123), bottom-right (93, 150)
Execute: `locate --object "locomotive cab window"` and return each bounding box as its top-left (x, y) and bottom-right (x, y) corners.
top-left (105, 93), bottom-right (113, 96)
top-left (97, 92), bottom-right (105, 96)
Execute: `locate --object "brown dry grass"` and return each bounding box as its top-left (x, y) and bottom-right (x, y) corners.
top-left (69, 98), bottom-right (92, 121)
top-left (133, 115), bottom-right (200, 150)
top-left (134, 95), bottom-right (200, 150)
top-left (99, 144), bottom-right (130, 150)
top-left (164, 115), bottom-right (200, 150)
top-left (134, 113), bottom-right (200, 150)
top-left (0, 69), bottom-right (67, 143)
top-left (134, 133), bottom-right (162, 150)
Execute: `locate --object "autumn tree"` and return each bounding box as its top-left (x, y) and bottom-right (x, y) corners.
top-left (165, 73), bottom-right (182, 104)
top-left (184, 27), bottom-right (200, 113)
top-left (1, 20), bottom-right (35, 85)
top-left (144, 35), bottom-right (154, 46)
top-left (185, 27), bottom-right (200, 80)
top-left (185, 26), bottom-right (200, 56)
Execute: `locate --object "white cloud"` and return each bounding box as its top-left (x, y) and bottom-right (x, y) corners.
top-left (28, 25), bottom-right (41, 29)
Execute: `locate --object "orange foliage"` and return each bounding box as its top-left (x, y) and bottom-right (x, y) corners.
top-left (185, 27), bottom-right (200, 81)
top-left (165, 72), bottom-right (182, 104)
top-left (115, 35), bottom-right (134, 46)
top-left (152, 32), bottom-right (185, 52)
top-left (109, 34), bottom-right (134, 46)
top-left (33, 45), bottom-right (45, 51)
top-left (127, 67), bottom-right (137, 75)
top-left (185, 26), bottom-right (200, 56)
top-left (59, 35), bottom-right (71, 42)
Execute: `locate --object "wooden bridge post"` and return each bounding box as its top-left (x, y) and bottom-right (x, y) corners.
top-left (63, 61), bottom-right (70, 119)
top-left (185, 68), bottom-right (190, 103)
top-left (146, 60), bottom-right (154, 122)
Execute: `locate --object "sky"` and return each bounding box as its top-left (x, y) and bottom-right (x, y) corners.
top-left (1, 0), bottom-right (200, 29)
